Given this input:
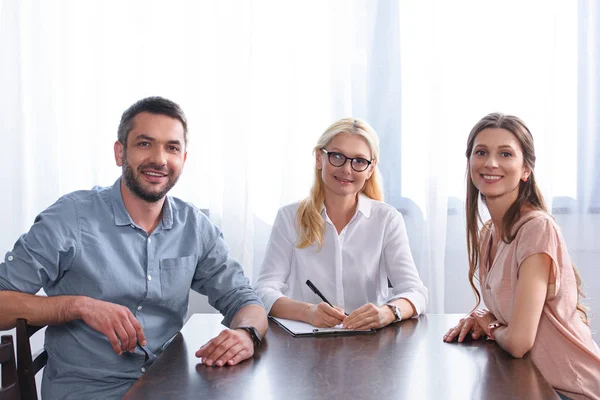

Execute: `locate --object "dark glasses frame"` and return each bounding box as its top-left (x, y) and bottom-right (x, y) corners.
top-left (321, 148), bottom-right (373, 172)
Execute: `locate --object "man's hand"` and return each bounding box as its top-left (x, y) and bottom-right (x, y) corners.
top-left (195, 329), bottom-right (254, 367)
top-left (78, 297), bottom-right (146, 354)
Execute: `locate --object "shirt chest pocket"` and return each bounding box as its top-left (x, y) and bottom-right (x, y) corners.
top-left (159, 255), bottom-right (197, 306)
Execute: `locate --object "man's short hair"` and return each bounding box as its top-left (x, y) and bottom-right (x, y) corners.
top-left (117, 96), bottom-right (188, 147)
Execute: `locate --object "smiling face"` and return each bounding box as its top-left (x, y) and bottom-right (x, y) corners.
top-left (316, 132), bottom-right (375, 199)
top-left (114, 112), bottom-right (187, 203)
top-left (469, 128), bottom-right (531, 205)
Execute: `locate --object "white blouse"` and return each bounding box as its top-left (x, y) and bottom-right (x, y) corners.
top-left (254, 194), bottom-right (428, 315)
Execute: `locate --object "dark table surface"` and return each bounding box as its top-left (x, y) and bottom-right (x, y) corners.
top-left (122, 313), bottom-right (558, 400)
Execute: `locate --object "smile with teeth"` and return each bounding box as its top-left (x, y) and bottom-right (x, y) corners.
top-left (142, 171), bottom-right (168, 178)
top-left (481, 174), bottom-right (502, 181)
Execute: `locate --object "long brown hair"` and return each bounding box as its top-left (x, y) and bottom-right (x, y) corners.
top-left (465, 113), bottom-right (588, 323)
top-left (296, 118), bottom-right (383, 249)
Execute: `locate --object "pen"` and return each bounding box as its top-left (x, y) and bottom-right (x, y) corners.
top-left (305, 279), bottom-right (349, 316)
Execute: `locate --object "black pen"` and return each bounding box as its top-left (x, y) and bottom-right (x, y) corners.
top-left (305, 279), bottom-right (349, 316)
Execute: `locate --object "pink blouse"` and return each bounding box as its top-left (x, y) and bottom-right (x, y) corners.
top-left (480, 211), bottom-right (600, 399)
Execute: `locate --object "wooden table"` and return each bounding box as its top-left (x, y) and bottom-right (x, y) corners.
top-left (123, 314), bottom-right (558, 400)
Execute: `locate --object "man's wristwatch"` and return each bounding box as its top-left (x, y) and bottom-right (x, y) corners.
top-left (385, 303), bottom-right (403, 323)
top-left (235, 326), bottom-right (262, 348)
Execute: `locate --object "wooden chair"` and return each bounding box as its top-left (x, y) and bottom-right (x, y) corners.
top-left (16, 319), bottom-right (47, 400)
top-left (0, 335), bottom-right (20, 400)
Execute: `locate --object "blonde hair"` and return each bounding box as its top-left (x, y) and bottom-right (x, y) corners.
top-left (465, 113), bottom-right (589, 324)
top-left (296, 118), bottom-right (383, 249)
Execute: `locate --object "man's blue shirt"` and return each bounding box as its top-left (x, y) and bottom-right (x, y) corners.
top-left (0, 178), bottom-right (263, 399)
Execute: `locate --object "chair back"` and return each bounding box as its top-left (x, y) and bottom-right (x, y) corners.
top-left (16, 319), bottom-right (48, 400)
top-left (0, 335), bottom-right (20, 400)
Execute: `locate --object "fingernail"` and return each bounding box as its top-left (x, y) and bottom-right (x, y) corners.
top-left (216, 360), bottom-right (223, 366)
top-left (141, 340), bottom-right (147, 346)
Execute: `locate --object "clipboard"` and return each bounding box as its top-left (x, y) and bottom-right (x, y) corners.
top-left (269, 316), bottom-right (376, 337)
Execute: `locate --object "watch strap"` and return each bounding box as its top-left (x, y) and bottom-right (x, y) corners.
top-left (235, 326), bottom-right (262, 347)
top-left (385, 303), bottom-right (402, 323)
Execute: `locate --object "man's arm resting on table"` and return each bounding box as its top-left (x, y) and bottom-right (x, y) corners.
top-left (0, 291), bottom-right (81, 330)
top-left (0, 291), bottom-right (146, 354)
top-left (195, 304), bottom-right (268, 367)
top-left (229, 304), bottom-right (268, 338)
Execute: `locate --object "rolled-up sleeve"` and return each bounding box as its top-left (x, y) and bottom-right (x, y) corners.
top-left (191, 222), bottom-right (263, 327)
top-left (0, 196), bottom-right (79, 293)
top-left (253, 208), bottom-right (295, 313)
top-left (383, 211), bottom-right (428, 316)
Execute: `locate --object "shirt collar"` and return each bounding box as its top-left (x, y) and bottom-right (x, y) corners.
top-left (110, 177), bottom-right (174, 230)
top-left (320, 192), bottom-right (373, 219)
top-left (356, 193), bottom-right (372, 218)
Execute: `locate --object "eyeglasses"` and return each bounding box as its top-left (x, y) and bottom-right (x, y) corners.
top-left (321, 149), bottom-right (373, 172)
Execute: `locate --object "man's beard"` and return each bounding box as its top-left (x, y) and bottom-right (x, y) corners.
top-left (122, 160), bottom-right (179, 203)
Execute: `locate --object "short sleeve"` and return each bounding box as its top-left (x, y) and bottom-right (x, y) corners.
top-left (515, 215), bottom-right (561, 298)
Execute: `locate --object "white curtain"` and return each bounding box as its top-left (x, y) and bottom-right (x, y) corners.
top-left (1, 0), bottom-right (598, 337)
top-left (0, 0), bottom-right (373, 276)
top-left (576, 0), bottom-right (600, 336)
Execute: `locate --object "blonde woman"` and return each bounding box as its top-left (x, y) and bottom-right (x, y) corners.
top-left (443, 113), bottom-right (600, 399)
top-left (254, 118), bottom-right (427, 330)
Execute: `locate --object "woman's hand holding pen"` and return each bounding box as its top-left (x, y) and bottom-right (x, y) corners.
top-left (306, 302), bottom-right (346, 327)
top-left (342, 303), bottom-right (393, 330)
